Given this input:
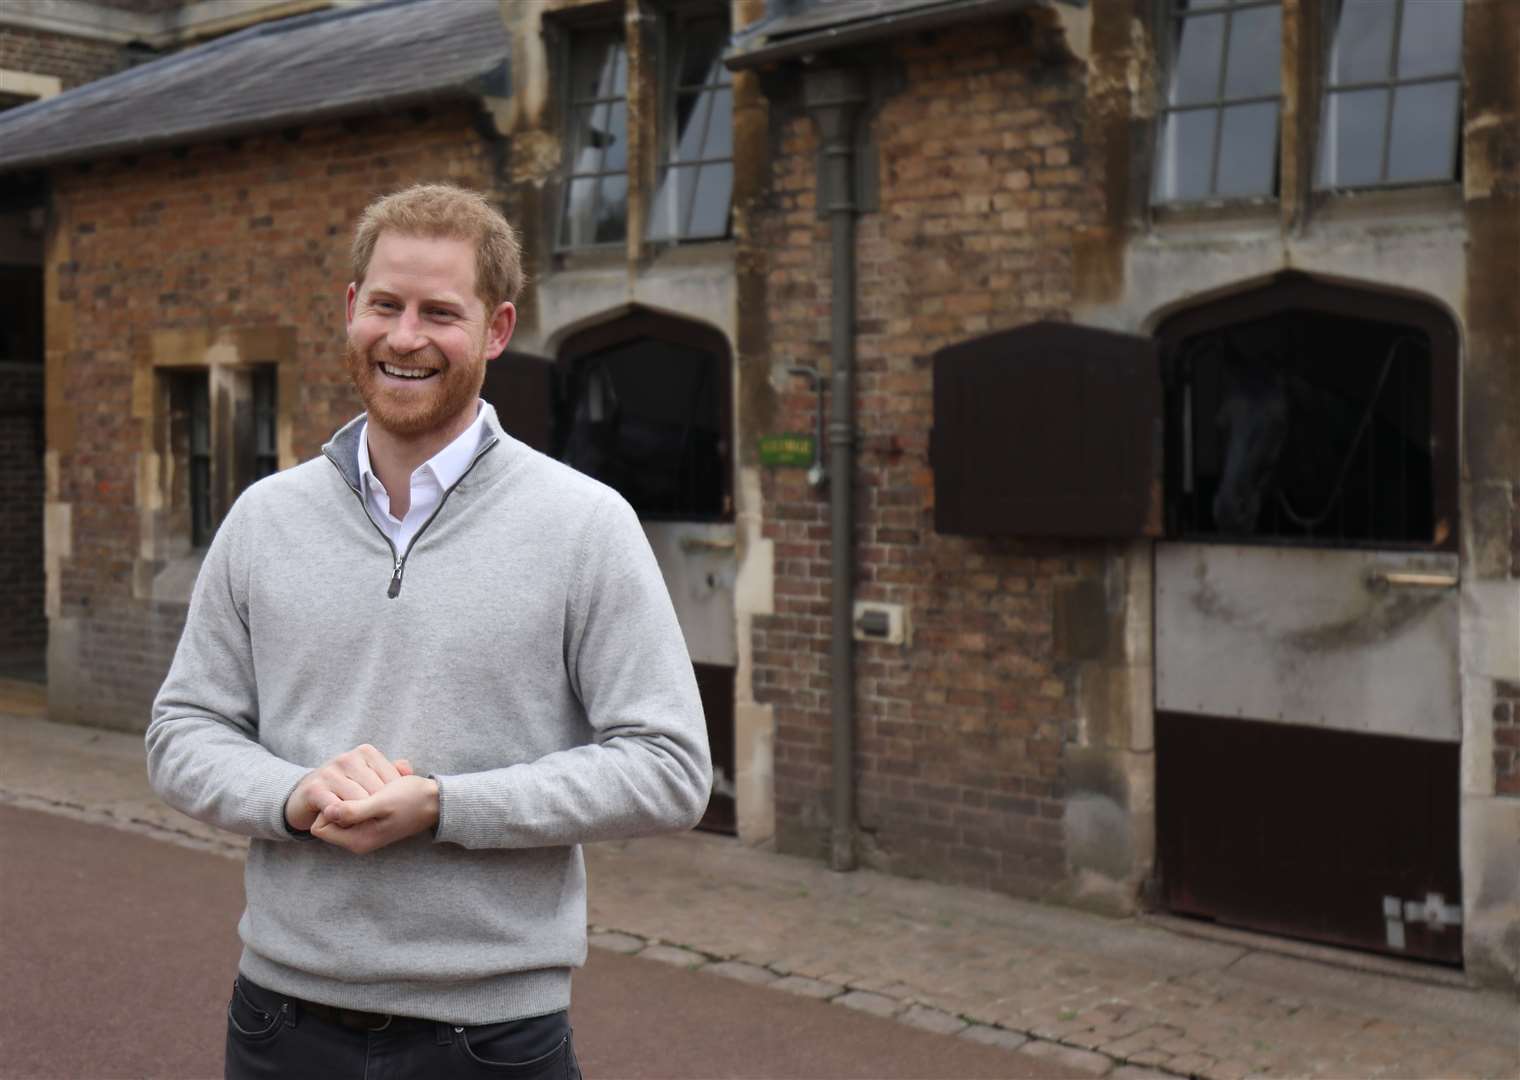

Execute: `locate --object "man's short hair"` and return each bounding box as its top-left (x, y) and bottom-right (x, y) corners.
top-left (351, 184), bottom-right (525, 309)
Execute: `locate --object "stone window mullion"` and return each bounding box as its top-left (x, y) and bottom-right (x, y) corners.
top-left (624, 0), bottom-right (661, 262)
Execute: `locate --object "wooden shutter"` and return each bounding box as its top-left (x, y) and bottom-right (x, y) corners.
top-left (931, 321), bottom-right (1160, 538)
top-left (481, 350), bottom-right (555, 454)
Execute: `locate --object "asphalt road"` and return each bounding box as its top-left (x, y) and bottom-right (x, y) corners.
top-left (0, 805), bottom-right (1075, 1079)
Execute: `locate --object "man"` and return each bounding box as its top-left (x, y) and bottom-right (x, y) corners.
top-left (146, 184), bottom-right (711, 1079)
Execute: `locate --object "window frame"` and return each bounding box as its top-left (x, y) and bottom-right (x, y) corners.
top-left (646, 4), bottom-right (735, 245)
top-left (159, 362), bottom-right (279, 551)
top-left (556, 21), bottom-right (633, 253)
top-left (1313, 0), bottom-right (1464, 193)
top-left (252, 365), bottom-right (279, 481)
top-left (1151, 0), bottom-right (1286, 207)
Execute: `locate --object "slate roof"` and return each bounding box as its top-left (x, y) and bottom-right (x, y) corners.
top-left (0, 0), bottom-right (510, 174)
top-left (727, 0), bottom-right (1082, 69)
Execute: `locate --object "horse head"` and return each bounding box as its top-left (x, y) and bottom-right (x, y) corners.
top-left (1211, 349), bottom-right (1289, 536)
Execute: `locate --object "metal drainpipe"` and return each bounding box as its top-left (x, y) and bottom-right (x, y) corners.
top-left (803, 67), bottom-right (867, 873)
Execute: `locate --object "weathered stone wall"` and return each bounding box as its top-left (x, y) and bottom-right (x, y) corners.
top-left (752, 15), bottom-right (1116, 901)
top-left (43, 105), bottom-right (500, 730)
top-left (1070, 0), bottom-right (1520, 990)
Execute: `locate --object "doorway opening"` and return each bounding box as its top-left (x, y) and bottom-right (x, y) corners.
top-left (557, 309), bottom-right (736, 833)
top-left (1153, 275), bottom-right (1463, 965)
top-left (0, 173), bottom-right (48, 687)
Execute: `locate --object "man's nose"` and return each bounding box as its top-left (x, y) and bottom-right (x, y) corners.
top-left (386, 308), bottom-right (427, 353)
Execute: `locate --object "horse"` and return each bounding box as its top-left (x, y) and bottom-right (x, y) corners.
top-left (1207, 335), bottom-right (1431, 543)
top-left (1211, 349), bottom-right (1290, 536)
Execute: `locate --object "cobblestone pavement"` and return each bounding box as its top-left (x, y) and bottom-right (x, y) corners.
top-left (3, 695), bottom-right (1516, 1080)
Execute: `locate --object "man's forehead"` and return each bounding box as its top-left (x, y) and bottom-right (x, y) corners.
top-left (362, 231), bottom-right (478, 299)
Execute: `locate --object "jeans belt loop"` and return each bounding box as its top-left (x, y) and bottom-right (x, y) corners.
top-left (435, 1021), bottom-right (455, 1046)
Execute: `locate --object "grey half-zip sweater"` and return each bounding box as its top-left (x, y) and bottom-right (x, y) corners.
top-left (146, 404), bottom-right (711, 1024)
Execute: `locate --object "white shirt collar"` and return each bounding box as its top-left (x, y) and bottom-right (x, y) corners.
top-left (357, 400), bottom-right (486, 500)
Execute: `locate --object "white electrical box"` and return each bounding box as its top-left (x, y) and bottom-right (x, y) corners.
top-left (852, 601), bottom-right (908, 646)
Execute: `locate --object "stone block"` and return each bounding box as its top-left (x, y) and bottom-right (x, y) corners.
top-left (834, 990), bottom-right (901, 1018)
top-left (587, 931), bottom-right (645, 955)
top-left (770, 975), bottom-right (843, 1000)
top-left (637, 944), bottom-right (707, 969)
top-left (898, 1004), bottom-right (968, 1036)
top-left (960, 1025), bottom-right (1030, 1051)
top-left (701, 961), bottom-right (779, 987)
top-left (1017, 1039), bottom-right (1114, 1076)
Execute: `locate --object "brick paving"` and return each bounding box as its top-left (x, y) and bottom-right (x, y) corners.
top-left (3, 707), bottom-right (1517, 1080)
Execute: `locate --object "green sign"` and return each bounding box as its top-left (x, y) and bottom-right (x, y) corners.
top-left (758, 433), bottom-right (815, 468)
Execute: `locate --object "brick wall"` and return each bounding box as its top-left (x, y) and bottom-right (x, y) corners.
top-left (0, 364), bottom-right (46, 677)
top-left (0, 26), bottom-right (126, 90)
top-left (752, 18), bottom-right (1103, 897)
top-left (47, 104), bottom-right (500, 729)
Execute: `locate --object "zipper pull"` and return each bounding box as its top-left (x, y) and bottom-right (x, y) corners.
top-left (387, 558), bottom-right (405, 599)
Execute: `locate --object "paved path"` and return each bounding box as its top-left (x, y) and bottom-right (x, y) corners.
top-left (0, 805), bottom-right (1080, 1080)
top-left (2, 702), bottom-right (1517, 1080)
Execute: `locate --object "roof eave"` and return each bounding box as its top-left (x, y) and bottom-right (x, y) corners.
top-left (0, 84), bottom-right (489, 176)
top-left (726, 0), bottom-right (1081, 71)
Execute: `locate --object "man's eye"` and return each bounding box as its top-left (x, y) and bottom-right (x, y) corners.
top-left (427, 309), bottom-right (457, 319)
top-left (373, 300), bottom-right (399, 311)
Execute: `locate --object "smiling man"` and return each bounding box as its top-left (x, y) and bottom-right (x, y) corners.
top-left (146, 184), bottom-right (711, 1079)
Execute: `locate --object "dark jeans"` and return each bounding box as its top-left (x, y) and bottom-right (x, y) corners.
top-left (225, 975), bottom-right (582, 1080)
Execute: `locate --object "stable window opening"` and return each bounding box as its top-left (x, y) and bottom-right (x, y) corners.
top-left (1164, 307), bottom-right (1453, 548)
top-left (554, 323), bottom-right (730, 522)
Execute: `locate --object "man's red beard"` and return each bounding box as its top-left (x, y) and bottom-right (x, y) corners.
top-left (344, 338), bottom-right (485, 439)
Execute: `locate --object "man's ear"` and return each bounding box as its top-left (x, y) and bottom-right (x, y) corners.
top-left (483, 301), bottom-right (517, 361)
top-left (345, 283), bottom-right (358, 330)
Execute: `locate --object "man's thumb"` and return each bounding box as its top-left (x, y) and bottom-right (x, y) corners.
top-left (395, 758), bottom-right (414, 776)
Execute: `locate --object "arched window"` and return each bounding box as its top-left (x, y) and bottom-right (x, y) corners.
top-left (1158, 275), bottom-right (1458, 549)
top-left (555, 309), bottom-right (732, 522)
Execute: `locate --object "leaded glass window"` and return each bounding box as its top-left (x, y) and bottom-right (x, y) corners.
top-left (164, 366), bottom-right (278, 548)
top-left (1317, 0), bottom-right (1463, 189)
top-left (560, 29), bottom-right (630, 248)
top-left (253, 365), bottom-right (278, 480)
top-left (648, 15), bottom-right (734, 242)
top-left (165, 371), bottom-right (213, 547)
top-left (187, 374), bottom-right (212, 547)
top-left (1153, 0), bottom-right (1283, 203)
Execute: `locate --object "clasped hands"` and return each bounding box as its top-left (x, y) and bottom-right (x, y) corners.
top-left (284, 744), bottom-right (438, 855)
